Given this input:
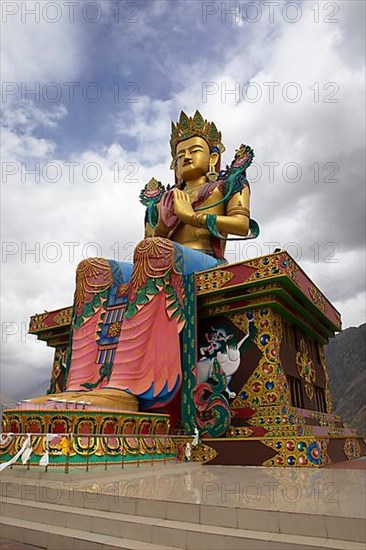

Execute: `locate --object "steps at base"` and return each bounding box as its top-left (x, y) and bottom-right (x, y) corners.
top-left (1, 516), bottom-right (180, 550)
top-left (1, 477), bottom-right (365, 544)
top-left (1, 499), bottom-right (365, 550)
top-left (0, 476), bottom-right (366, 546)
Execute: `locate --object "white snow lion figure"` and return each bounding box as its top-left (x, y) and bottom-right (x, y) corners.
top-left (197, 319), bottom-right (253, 399)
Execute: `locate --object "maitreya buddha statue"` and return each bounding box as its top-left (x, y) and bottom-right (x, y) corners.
top-left (26, 111), bottom-right (258, 413)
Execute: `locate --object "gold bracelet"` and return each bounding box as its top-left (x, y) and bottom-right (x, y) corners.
top-left (191, 213), bottom-right (206, 228)
top-left (227, 207), bottom-right (250, 217)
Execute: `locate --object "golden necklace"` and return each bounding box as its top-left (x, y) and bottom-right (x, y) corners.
top-left (185, 183), bottom-right (204, 195)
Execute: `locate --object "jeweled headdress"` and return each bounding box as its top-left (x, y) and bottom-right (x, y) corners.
top-left (170, 111), bottom-right (226, 166)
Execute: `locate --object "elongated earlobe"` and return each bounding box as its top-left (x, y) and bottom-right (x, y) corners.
top-left (210, 152), bottom-right (219, 166)
top-left (206, 153), bottom-right (220, 182)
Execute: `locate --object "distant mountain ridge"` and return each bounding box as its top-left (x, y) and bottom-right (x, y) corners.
top-left (325, 322), bottom-right (366, 435)
top-left (0, 390), bottom-right (17, 408)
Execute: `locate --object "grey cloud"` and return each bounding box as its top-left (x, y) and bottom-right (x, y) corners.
top-left (1, 0), bottom-right (365, 398)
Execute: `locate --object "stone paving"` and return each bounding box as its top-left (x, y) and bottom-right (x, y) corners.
top-left (2, 459), bottom-right (365, 518)
top-left (326, 457), bottom-right (366, 469)
top-left (0, 540), bottom-right (41, 550)
top-left (1, 460), bottom-right (365, 549)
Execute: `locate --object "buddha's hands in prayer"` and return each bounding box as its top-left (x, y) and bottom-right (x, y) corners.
top-left (173, 189), bottom-right (195, 224)
top-left (159, 190), bottom-right (178, 229)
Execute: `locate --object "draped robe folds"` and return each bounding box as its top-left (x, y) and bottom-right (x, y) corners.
top-left (65, 238), bottom-right (220, 410)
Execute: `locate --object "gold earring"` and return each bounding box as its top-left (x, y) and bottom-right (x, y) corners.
top-left (206, 159), bottom-right (219, 182)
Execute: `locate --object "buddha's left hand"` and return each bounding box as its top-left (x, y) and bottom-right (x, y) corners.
top-left (160, 190), bottom-right (178, 228)
top-left (173, 189), bottom-right (195, 224)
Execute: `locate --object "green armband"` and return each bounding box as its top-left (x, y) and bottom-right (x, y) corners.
top-left (205, 214), bottom-right (225, 239)
top-left (205, 214), bottom-right (260, 241)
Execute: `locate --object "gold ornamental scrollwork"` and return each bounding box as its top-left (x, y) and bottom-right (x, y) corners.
top-left (107, 322), bottom-right (122, 338)
top-left (229, 312), bottom-right (250, 334)
top-left (296, 339), bottom-right (316, 400)
top-left (344, 438), bottom-right (361, 460)
top-left (206, 304), bottom-right (231, 316)
top-left (54, 307), bottom-right (73, 326)
top-left (29, 313), bottom-right (48, 332)
top-left (200, 292), bottom-right (225, 305)
top-left (227, 426), bottom-right (254, 437)
top-left (308, 286), bottom-right (327, 312)
top-left (232, 308), bottom-right (290, 410)
top-left (191, 442), bottom-right (218, 464)
top-left (318, 344), bottom-right (332, 413)
top-left (245, 253), bottom-right (299, 285)
top-left (196, 270), bottom-right (234, 294)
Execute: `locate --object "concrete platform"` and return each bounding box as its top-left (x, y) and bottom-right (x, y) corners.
top-left (0, 540), bottom-right (41, 550)
top-left (1, 462), bottom-right (365, 549)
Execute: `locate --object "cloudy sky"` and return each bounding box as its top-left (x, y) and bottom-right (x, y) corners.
top-left (1, 0), bottom-right (365, 396)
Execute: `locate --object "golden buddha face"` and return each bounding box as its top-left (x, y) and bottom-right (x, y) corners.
top-left (175, 136), bottom-right (219, 182)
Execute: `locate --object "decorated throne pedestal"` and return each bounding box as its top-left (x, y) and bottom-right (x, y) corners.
top-left (2, 251), bottom-right (364, 468)
top-left (192, 252), bottom-right (365, 466)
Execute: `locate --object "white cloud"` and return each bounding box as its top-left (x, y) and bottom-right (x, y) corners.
top-left (1, 1), bottom-right (84, 84)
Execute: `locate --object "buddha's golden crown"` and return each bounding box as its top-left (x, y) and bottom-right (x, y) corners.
top-left (170, 110), bottom-right (225, 161)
